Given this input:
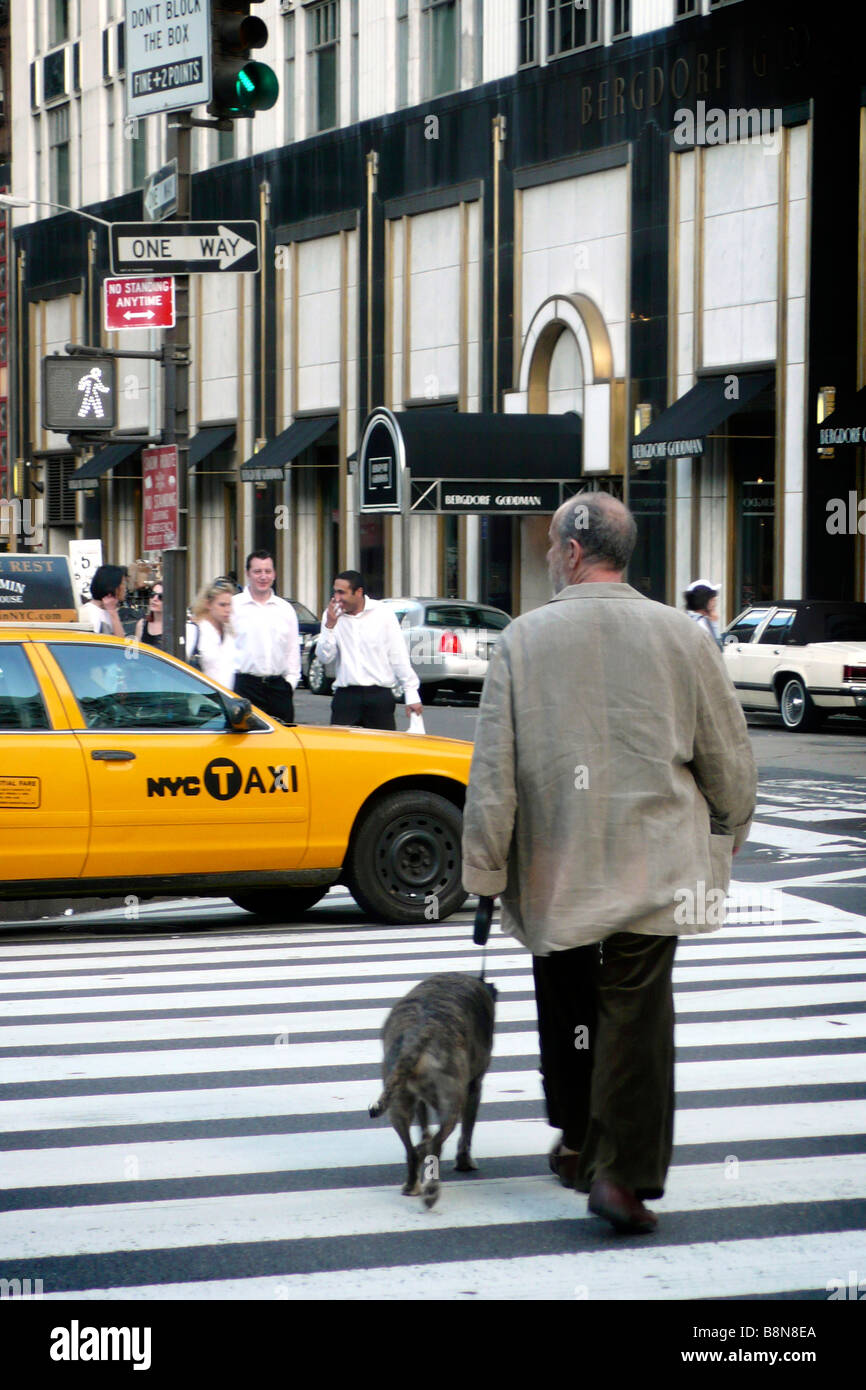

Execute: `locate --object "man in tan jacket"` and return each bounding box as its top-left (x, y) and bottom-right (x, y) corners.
top-left (462, 492), bottom-right (756, 1234)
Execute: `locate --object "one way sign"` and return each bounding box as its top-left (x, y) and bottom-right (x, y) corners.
top-left (110, 221), bottom-right (260, 275)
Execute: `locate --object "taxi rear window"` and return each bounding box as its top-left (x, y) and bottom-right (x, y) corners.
top-left (0, 645), bottom-right (51, 730)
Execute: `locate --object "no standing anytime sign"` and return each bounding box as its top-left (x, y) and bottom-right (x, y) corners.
top-left (104, 277), bottom-right (176, 331)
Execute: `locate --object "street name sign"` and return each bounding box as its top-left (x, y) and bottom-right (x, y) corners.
top-left (124, 0), bottom-right (212, 119)
top-left (144, 159), bottom-right (178, 221)
top-left (110, 221), bottom-right (260, 274)
top-left (42, 357), bottom-right (117, 432)
top-left (104, 276), bottom-right (176, 331)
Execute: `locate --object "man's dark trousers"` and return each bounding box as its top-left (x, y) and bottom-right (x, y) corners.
top-left (532, 932), bottom-right (677, 1199)
top-left (233, 673), bottom-right (295, 724)
top-left (331, 684), bottom-right (396, 730)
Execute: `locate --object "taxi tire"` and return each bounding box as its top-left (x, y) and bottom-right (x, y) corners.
top-left (346, 790), bottom-right (467, 925)
top-left (230, 887), bottom-right (327, 920)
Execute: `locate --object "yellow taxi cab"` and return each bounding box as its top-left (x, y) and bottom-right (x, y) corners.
top-left (0, 624), bottom-right (473, 924)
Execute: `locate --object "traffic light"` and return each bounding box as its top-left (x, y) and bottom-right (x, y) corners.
top-left (210, 2), bottom-right (279, 119)
top-left (42, 357), bottom-right (117, 432)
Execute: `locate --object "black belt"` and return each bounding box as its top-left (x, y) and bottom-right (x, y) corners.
top-left (243, 674), bottom-right (287, 686)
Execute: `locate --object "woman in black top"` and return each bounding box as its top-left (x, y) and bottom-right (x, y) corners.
top-left (134, 585), bottom-right (164, 649)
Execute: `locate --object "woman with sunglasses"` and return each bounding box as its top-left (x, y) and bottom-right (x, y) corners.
top-left (134, 585), bottom-right (165, 649)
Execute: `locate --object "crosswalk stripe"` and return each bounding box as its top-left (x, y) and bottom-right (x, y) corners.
top-left (2, 1038), bottom-right (865, 1091)
top-left (3, 977), bottom-right (865, 1019)
top-left (51, 1231), bottom-right (844, 1302)
top-left (2, 1154), bottom-right (864, 1261)
top-left (2, 792), bottom-right (865, 1303)
top-left (3, 1101), bottom-right (864, 1193)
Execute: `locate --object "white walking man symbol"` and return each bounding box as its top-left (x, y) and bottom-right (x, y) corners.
top-left (77, 366), bottom-right (111, 419)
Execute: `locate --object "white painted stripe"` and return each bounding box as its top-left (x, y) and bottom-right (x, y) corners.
top-left (6, 951), bottom-right (866, 1002)
top-left (2, 1101), bottom-right (862, 1191)
top-left (55, 1232), bottom-right (852, 1301)
top-left (2, 1006), bottom-right (863, 1053)
top-left (748, 821), bottom-right (864, 853)
top-left (3, 1153), bottom-right (865, 1262)
top-left (4, 1034), bottom-right (865, 1090)
top-left (756, 807), bottom-right (866, 823)
top-left (3, 931), bottom-right (863, 982)
top-left (2, 1047), bottom-right (863, 1134)
top-left (2, 974), bottom-right (865, 1021)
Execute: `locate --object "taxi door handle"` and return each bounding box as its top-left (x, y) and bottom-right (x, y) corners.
top-left (91, 749), bottom-right (136, 762)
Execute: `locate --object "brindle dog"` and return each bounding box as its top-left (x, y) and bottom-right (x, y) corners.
top-left (369, 973), bottom-right (497, 1208)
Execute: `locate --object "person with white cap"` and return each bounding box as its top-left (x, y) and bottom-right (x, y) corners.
top-left (684, 580), bottom-right (722, 648)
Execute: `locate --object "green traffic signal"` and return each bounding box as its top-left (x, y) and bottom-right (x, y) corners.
top-left (210, 2), bottom-right (279, 119)
top-left (233, 61), bottom-right (279, 112)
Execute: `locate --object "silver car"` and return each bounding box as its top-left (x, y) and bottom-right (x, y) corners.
top-left (302, 596), bottom-right (512, 702)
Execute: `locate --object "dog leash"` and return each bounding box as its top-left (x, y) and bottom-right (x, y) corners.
top-left (473, 895), bottom-right (495, 981)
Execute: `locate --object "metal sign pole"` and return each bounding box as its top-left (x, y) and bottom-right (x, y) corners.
top-left (162, 113), bottom-right (192, 663)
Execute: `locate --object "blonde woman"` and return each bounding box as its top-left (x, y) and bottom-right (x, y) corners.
top-left (191, 582), bottom-right (237, 689)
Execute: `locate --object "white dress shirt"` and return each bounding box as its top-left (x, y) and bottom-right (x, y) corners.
top-left (195, 618), bottom-right (238, 689)
top-left (78, 601), bottom-right (113, 634)
top-left (231, 588), bottom-right (300, 688)
top-left (317, 597), bottom-right (420, 702)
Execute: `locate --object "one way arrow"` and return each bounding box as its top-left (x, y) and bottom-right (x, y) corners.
top-left (116, 225), bottom-right (257, 270)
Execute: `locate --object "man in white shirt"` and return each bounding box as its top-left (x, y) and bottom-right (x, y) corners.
top-left (317, 570), bottom-right (423, 730)
top-left (230, 550), bottom-right (300, 723)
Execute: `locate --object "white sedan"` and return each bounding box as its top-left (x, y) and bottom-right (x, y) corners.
top-left (722, 601), bottom-right (866, 731)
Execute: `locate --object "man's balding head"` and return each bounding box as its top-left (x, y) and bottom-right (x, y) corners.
top-left (547, 492), bottom-right (637, 591)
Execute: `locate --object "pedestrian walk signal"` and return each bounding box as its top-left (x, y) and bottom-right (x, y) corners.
top-left (209, 1), bottom-right (279, 119)
top-left (42, 356), bottom-right (117, 432)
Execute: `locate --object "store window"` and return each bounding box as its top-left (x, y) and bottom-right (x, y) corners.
top-left (284, 11), bottom-right (295, 142)
top-left (396, 0), bottom-right (409, 106)
top-left (611, 0), bottom-right (630, 39)
top-left (547, 0), bottom-right (600, 58)
top-left (48, 103), bottom-right (70, 208)
top-left (308, 0), bottom-right (339, 134)
top-left (423, 0), bottom-right (458, 98)
top-left (49, 0), bottom-right (70, 49)
top-left (519, 0), bottom-right (537, 67)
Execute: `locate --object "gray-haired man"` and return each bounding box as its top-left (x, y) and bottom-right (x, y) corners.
top-left (462, 492), bottom-right (756, 1233)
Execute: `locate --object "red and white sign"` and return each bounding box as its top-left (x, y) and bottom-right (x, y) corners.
top-left (104, 276), bottom-right (176, 331)
top-left (142, 446), bottom-right (179, 552)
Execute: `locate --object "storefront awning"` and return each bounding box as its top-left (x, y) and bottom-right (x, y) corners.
top-left (817, 387), bottom-right (866, 448)
top-left (188, 424), bottom-right (236, 473)
top-left (68, 440), bottom-right (141, 491)
top-left (631, 369), bottom-right (774, 463)
top-left (240, 416), bottom-right (338, 481)
top-left (358, 408), bottom-right (583, 513)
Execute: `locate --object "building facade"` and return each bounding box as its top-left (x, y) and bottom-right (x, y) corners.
top-left (5, 0), bottom-right (863, 623)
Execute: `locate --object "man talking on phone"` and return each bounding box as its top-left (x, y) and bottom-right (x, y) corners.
top-left (317, 571), bottom-right (423, 730)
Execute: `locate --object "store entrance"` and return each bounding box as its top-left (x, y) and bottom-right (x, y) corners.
top-left (733, 453), bottom-right (775, 614)
top-left (479, 515), bottom-right (514, 614)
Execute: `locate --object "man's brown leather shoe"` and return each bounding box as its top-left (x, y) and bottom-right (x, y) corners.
top-left (588, 1179), bottom-right (658, 1234)
top-left (548, 1141), bottom-right (581, 1189)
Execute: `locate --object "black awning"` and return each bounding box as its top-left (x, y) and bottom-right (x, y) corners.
top-left (188, 424), bottom-right (236, 473)
top-left (631, 369), bottom-right (774, 462)
top-left (240, 416), bottom-right (338, 481)
top-left (68, 440), bottom-right (141, 491)
top-left (817, 387), bottom-right (866, 448)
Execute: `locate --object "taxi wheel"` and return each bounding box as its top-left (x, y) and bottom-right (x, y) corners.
top-left (347, 791), bottom-right (466, 924)
top-left (230, 887), bottom-right (327, 920)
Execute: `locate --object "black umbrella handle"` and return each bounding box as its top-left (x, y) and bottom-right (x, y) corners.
top-left (474, 896), bottom-right (494, 946)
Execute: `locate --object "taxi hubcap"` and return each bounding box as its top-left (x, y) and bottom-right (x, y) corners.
top-left (376, 814), bottom-right (457, 901)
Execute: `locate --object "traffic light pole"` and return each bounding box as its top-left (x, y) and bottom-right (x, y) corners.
top-left (162, 112), bottom-right (192, 664)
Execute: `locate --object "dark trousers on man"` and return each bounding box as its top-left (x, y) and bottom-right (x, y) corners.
top-left (532, 932), bottom-right (677, 1199)
top-left (233, 673), bottom-right (295, 724)
top-left (330, 684), bottom-right (396, 730)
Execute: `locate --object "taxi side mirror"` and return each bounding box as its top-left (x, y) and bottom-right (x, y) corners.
top-left (223, 695), bottom-right (267, 732)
